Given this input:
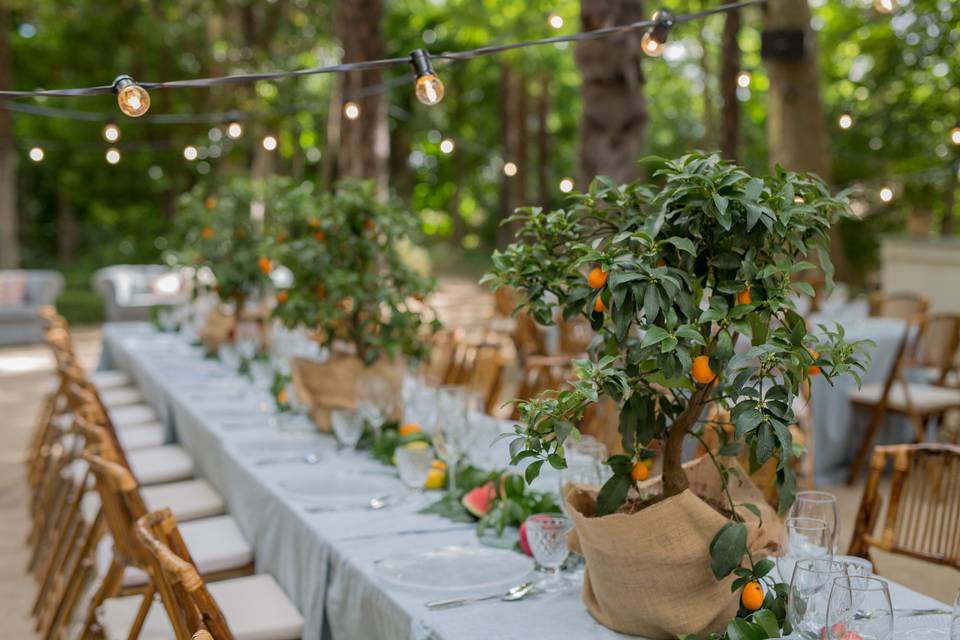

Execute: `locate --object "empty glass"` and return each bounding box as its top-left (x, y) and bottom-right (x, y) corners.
top-left (788, 558), bottom-right (873, 639)
top-left (430, 386), bottom-right (474, 491)
top-left (219, 344), bottom-right (241, 374)
top-left (558, 460), bottom-right (604, 516)
top-left (525, 513), bottom-right (573, 593)
top-left (777, 517), bottom-right (833, 583)
top-left (790, 491), bottom-right (841, 553)
top-left (331, 409), bottom-right (365, 450)
top-left (357, 374), bottom-right (396, 430)
top-left (825, 575), bottom-right (893, 640)
top-left (952, 590), bottom-right (960, 640)
top-left (395, 443), bottom-right (435, 493)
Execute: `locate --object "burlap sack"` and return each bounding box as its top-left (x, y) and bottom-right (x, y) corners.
top-left (289, 354), bottom-right (404, 431)
top-left (198, 307), bottom-right (234, 352)
top-left (565, 455), bottom-right (781, 639)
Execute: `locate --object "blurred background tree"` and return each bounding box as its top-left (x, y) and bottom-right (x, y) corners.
top-left (3, 0), bottom-right (957, 322)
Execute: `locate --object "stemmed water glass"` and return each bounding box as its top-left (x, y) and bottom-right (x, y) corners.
top-left (395, 442), bottom-right (435, 496)
top-left (825, 575), bottom-right (893, 640)
top-left (787, 558), bottom-right (873, 639)
top-left (790, 491), bottom-right (841, 553)
top-left (330, 409), bottom-right (365, 450)
top-left (525, 513), bottom-right (573, 593)
top-left (777, 516), bottom-right (833, 583)
top-left (430, 386), bottom-right (474, 492)
top-left (357, 374), bottom-right (396, 434)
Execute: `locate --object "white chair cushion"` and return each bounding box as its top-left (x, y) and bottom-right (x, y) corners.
top-left (849, 382), bottom-right (960, 413)
top-left (141, 478), bottom-right (226, 522)
top-left (98, 574), bottom-right (303, 640)
top-left (90, 370), bottom-right (132, 390)
top-left (97, 515), bottom-right (253, 588)
top-left (109, 404), bottom-right (159, 429)
top-left (115, 422), bottom-right (166, 451)
top-left (127, 446), bottom-right (194, 485)
top-left (100, 386), bottom-right (145, 409)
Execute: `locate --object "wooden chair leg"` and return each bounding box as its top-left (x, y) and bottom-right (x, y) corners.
top-left (126, 585), bottom-right (155, 640)
top-left (847, 404), bottom-right (888, 484)
top-left (78, 558), bottom-right (125, 640)
top-left (43, 515), bottom-right (104, 640)
top-left (909, 412), bottom-right (927, 443)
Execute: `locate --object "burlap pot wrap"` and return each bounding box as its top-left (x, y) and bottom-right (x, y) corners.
top-left (565, 455), bottom-right (781, 639)
top-left (199, 307), bottom-right (234, 352)
top-left (290, 354), bottom-right (404, 431)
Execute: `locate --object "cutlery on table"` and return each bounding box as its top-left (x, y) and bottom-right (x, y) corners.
top-left (425, 582), bottom-right (535, 610)
top-left (253, 453), bottom-right (321, 466)
top-left (853, 608), bottom-right (951, 620)
top-left (305, 494), bottom-right (399, 513)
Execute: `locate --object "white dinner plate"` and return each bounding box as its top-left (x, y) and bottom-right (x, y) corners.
top-left (279, 470), bottom-right (403, 507)
top-left (375, 546), bottom-right (534, 592)
top-left (893, 614), bottom-right (952, 639)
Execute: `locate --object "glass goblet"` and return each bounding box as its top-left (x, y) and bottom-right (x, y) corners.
top-left (788, 557), bottom-right (873, 640)
top-left (951, 589), bottom-right (960, 640)
top-left (777, 516), bottom-right (832, 583)
top-left (790, 491), bottom-right (841, 552)
top-left (330, 409), bottom-right (365, 450)
top-left (525, 513), bottom-right (572, 593)
top-left (825, 575), bottom-right (893, 640)
top-left (395, 442), bottom-right (434, 494)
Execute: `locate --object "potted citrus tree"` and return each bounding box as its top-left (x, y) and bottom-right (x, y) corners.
top-left (270, 179), bottom-right (438, 428)
top-left (483, 153), bottom-right (870, 639)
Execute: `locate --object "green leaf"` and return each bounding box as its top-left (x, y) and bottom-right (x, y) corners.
top-left (664, 236), bottom-right (697, 255)
top-left (524, 459), bottom-right (545, 484)
top-left (640, 326), bottom-right (671, 349)
top-left (726, 618), bottom-right (767, 640)
top-left (596, 473), bottom-right (632, 516)
top-left (710, 521), bottom-right (748, 579)
top-left (751, 609), bottom-right (780, 636)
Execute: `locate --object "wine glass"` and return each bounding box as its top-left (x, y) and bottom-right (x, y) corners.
top-left (790, 491), bottom-right (841, 552)
top-left (558, 459), bottom-right (604, 516)
top-left (788, 558), bottom-right (873, 639)
top-left (219, 343), bottom-right (241, 375)
top-left (825, 575), bottom-right (893, 640)
top-left (777, 516), bottom-right (833, 583)
top-left (330, 409), bottom-right (365, 450)
top-left (951, 590), bottom-right (960, 640)
top-left (525, 514), bottom-right (573, 593)
top-left (430, 386), bottom-right (472, 491)
top-left (395, 442), bottom-right (434, 494)
top-left (357, 374), bottom-right (395, 432)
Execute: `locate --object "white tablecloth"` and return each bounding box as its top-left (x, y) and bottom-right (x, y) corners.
top-left (100, 323), bottom-right (946, 640)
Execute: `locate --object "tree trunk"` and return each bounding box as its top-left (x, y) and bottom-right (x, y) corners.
top-left (0, 7), bottom-right (18, 268)
top-left (698, 3), bottom-right (716, 152)
top-left (536, 74), bottom-right (551, 206)
top-left (662, 384), bottom-right (713, 498)
top-left (335, 0), bottom-right (389, 196)
top-left (940, 162), bottom-right (957, 236)
top-left (763, 0), bottom-right (849, 281)
top-left (448, 66), bottom-right (466, 244)
top-left (497, 63), bottom-right (529, 249)
top-left (56, 190), bottom-right (77, 266)
top-left (719, 10), bottom-right (741, 161)
top-left (575, 0), bottom-right (646, 185)
top-left (320, 75), bottom-right (344, 190)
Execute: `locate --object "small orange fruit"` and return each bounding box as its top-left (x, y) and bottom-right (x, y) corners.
top-left (204, 196), bottom-right (217, 209)
top-left (594, 296), bottom-right (606, 313)
top-left (276, 290), bottom-right (289, 303)
top-left (424, 467), bottom-right (445, 490)
top-left (808, 348), bottom-right (821, 376)
top-left (656, 258), bottom-right (667, 267)
top-left (313, 231), bottom-right (326, 242)
top-left (741, 581), bottom-right (764, 611)
top-left (642, 457), bottom-right (655, 470)
top-left (398, 423), bottom-right (422, 438)
top-left (691, 355), bottom-right (715, 384)
top-left (737, 285), bottom-right (752, 306)
top-left (200, 226), bottom-right (215, 240)
top-left (631, 461), bottom-right (650, 482)
top-left (307, 218), bottom-right (321, 228)
top-left (276, 388), bottom-right (289, 405)
top-left (430, 459), bottom-right (448, 471)
top-left (587, 266), bottom-right (609, 289)
top-left (315, 284), bottom-right (327, 300)
top-left (258, 256), bottom-right (272, 274)
top-left (275, 231), bottom-right (288, 243)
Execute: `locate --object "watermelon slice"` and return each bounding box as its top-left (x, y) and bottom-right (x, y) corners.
top-left (461, 482), bottom-right (497, 518)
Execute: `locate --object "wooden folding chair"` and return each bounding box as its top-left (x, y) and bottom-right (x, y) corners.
top-left (868, 291), bottom-right (929, 321)
top-left (909, 313), bottom-right (960, 386)
top-left (848, 443), bottom-right (960, 572)
top-left (461, 340), bottom-right (507, 415)
top-left (510, 355), bottom-right (575, 420)
top-left (847, 318), bottom-right (960, 483)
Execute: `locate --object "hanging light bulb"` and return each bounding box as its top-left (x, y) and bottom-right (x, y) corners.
top-left (950, 125), bottom-right (960, 146)
top-left (838, 112), bottom-right (853, 130)
top-left (226, 122), bottom-right (243, 139)
top-left (343, 101), bottom-right (361, 120)
top-left (439, 138), bottom-right (455, 154)
top-left (503, 162), bottom-right (518, 177)
top-left (183, 145), bottom-right (198, 161)
top-left (874, 0), bottom-right (895, 13)
top-left (641, 10), bottom-right (674, 58)
top-left (103, 121), bottom-right (121, 142)
top-left (547, 13), bottom-right (564, 29)
top-left (736, 71), bottom-right (752, 88)
top-left (28, 147), bottom-right (44, 162)
top-left (105, 148), bottom-right (121, 165)
top-left (559, 177), bottom-right (575, 193)
top-left (409, 49), bottom-right (445, 106)
top-left (262, 135), bottom-right (278, 151)
top-left (879, 186), bottom-right (894, 202)
top-left (113, 75), bottom-right (150, 117)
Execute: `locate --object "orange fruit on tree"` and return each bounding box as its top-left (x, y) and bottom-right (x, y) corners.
top-left (307, 218), bottom-right (321, 228)
top-left (691, 355), bottom-right (715, 384)
top-left (808, 348), bottom-right (821, 376)
top-left (313, 231), bottom-right (326, 242)
top-left (200, 226), bottom-right (214, 240)
top-left (398, 423), bottom-right (422, 438)
top-left (587, 266), bottom-right (609, 289)
top-left (741, 581), bottom-right (764, 610)
top-left (276, 388), bottom-right (289, 405)
top-left (655, 258), bottom-right (667, 267)
top-left (630, 461), bottom-right (650, 482)
top-left (275, 231), bottom-right (288, 243)
top-left (594, 296), bottom-right (606, 313)
top-left (258, 256), bottom-right (272, 274)
top-left (276, 290), bottom-right (289, 304)
top-left (737, 285), bottom-right (752, 306)
top-left (204, 196), bottom-right (217, 209)
top-left (315, 284), bottom-right (327, 300)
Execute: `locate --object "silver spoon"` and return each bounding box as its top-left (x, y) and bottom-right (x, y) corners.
top-left (253, 452), bottom-right (322, 466)
top-left (425, 582), bottom-right (535, 610)
top-left (305, 494), bottom-right (398, 513)
top-left (854, 608), bottom-right (951, 620)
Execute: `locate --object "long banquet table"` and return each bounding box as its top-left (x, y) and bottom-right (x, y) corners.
top-left (100, 323), bottom-right (948, 640)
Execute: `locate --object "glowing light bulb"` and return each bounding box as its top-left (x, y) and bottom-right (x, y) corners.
top-left (439, 138), bottom-right (455, 154)
top-left (737, 71), bottom-right (752, 88)
top-left (503, 162), bottom-right (518, 177)
top-left (874, 0), bottom-right (894, 13)
top-left (950, 126), bottom-right (960, 146)
top-left (641, 32), bottom-right (666, 57)
top-left (103, 122), bottom-right (120, 142)
top-left (548, 13), bottom-right (564, 29)
top-left (838, 113), bottom-right (853, 129)
top-left (641, 10), bottom-right (674, 58)
top-left (183, 145), bottom-right (198, 161)
top-left (105, 148), bottom-right (121, 165)
top-left (794, 195), bottom-right (805, 204)
top-left (879, 187), bottom-right (894, 202)
top-left (410, 49), bottom-right (445, 106)
top-left (227, 122), bottom-right (243, 139)
top-left (343, 102), bottom-right (361, 120)
top-left (113, 75), bottom-right (150, 117)
top-left (559, 177), bottom-right (575, 193)
top-left (262, 135), bottom-right (278, 151)
top-left (28, 147), bottom-right (44, 162)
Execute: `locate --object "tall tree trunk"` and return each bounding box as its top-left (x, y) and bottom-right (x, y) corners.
top-left (698, 2), bottom-right (716, 151)
top-left (719, 10), bottom-right (741, 160)
top-left (536, 74), bottom-right (551, 206)
top-left (335, 0), bottom-right (389, 196)
top-left (942, 163), bottom-right (957, 236)
top-left (320, 75), bottom-right (344, 190)
top-left (763, 0), bottom-right (849, 282)
top-left (448, 66), bottom-right (467, 244)
top-left (56, 190), bottom-right (77, 266)
top-left (576, 0), bottom-right (646, 185)
top-left (0, 7), bottom-right (18, 268)
top-left (498, 63), bottom-right (529, 249)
